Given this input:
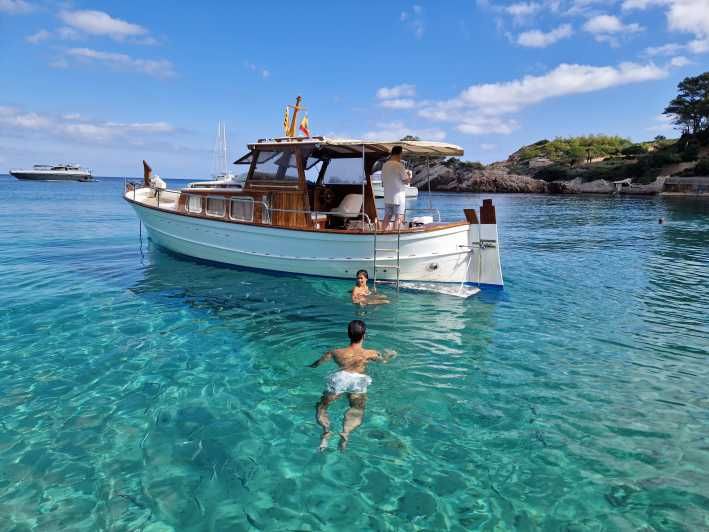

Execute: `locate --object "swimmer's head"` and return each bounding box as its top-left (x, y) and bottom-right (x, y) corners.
top-left (348, 320), bottom-right (366, 343)
top-left (356, 269), bottom-right (368, 285)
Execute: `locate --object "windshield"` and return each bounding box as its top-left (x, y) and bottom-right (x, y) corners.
top-left (250, 150), bottom-right (299, 182)
top-left (320, 157), bottom-right (365, 184)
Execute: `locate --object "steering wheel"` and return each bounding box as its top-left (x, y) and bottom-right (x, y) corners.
top-left (320, 187), bottom-right (336, 208)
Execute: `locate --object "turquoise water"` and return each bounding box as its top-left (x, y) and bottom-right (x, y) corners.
top-left (0, 175), bottom-right (707, 531)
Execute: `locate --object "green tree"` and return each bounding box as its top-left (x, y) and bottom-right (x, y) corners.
top-left (663, 72), bottom-right (709, 135)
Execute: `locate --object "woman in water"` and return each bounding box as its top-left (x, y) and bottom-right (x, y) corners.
top-left (351, 270), bottom-right (389, 305)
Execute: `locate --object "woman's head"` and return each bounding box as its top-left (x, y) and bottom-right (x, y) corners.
top-left (356, 269), bottom-right (369, 286)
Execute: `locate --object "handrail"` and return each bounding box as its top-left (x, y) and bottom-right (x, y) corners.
top-left (131, 184), bottom-right (385, 232)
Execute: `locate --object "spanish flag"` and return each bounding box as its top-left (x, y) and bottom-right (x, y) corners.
top-left (283, 107), bottom-right (289, 136)
top-left (299, 115), bottom-right (311, 137)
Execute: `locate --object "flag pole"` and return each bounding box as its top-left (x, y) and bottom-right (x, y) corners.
top-left (287, 96), bottom-right (302, 137)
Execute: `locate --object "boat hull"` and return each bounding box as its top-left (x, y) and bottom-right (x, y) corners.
top-left (11, 171), bottom-right (93, 181)
top-left (127, 198), bottom-right (503, 286)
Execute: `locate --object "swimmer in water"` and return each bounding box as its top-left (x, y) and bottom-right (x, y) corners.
top-left (309, 319), bottom-right (396, 451)
top-left (351, 269), bottom-right (389, 305)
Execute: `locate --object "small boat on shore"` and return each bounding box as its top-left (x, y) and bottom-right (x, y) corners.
top-left (123, 98), bottom-right (503, 290)
top-left (10, 164), bottom-right (93, 182)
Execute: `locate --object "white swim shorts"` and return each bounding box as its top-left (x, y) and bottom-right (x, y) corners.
top-left (326, 370), bottom-right (372, 394)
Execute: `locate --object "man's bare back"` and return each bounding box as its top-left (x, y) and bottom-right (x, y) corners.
top-left (311, 345), bottom-right (382, 374)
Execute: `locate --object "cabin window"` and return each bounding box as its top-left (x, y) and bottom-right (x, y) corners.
top-left (251, 150), bottom-right (299, 182)
top-left (230, 197), bottom-right (254, 222)
top-left (206, 197), bottom-right (226, 217)
top-left (187, 195), bottom-right (203, 213)
top-left (322, 157), bottom-right (365, 184)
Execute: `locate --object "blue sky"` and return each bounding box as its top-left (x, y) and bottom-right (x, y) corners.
top-left (1, 0), bottom-right (707, 177)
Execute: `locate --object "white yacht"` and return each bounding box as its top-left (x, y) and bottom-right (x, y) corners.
top-left (10, 164), bottom-right (93, 181)
top-left (370, 170), bottom-right (419, 198)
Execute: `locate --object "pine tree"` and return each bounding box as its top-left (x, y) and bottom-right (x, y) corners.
top-left (663, 73), bottom-right (709, 135)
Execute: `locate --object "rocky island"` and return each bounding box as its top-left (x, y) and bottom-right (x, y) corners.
top-left (410, 72), bottom-right (709, 195)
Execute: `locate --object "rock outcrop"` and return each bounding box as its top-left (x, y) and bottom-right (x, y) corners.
top-left (411, 162), bottom-right (546, 193)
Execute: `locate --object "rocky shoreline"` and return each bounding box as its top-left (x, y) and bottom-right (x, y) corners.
top-left (411, 160), bottom-right (666, 195)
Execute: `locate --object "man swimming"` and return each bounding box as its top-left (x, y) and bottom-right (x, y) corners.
top-left (308, 320), bottom-right (395, 451)
top-left (351, 269), bottom-right (389, 306)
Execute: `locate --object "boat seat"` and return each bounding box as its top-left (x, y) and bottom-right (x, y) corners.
top-left (329, 194), bottom-right (363, 218)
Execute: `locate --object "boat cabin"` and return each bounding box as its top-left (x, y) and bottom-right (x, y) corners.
top-left (166, 137), bottom-right (463, 232)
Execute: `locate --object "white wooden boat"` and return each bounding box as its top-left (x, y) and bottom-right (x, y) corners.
top-left (124, 101), bottom-right (503, 289)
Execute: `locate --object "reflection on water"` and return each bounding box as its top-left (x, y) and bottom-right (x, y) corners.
top-left (0, 176), bottom-right (707, 529)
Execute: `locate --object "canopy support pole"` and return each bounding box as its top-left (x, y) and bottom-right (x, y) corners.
top-left (426, 157), bottom-right (432, 210)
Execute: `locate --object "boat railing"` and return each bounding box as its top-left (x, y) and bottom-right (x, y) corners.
top-left (127, 181), bottom-right (419, 232)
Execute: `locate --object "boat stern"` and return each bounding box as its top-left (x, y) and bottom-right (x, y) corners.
top-left (465, 199), bottom-right (504, 287)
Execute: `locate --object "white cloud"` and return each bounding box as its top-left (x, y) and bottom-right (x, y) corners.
top-left (644, 42), bottom-right (685, 55)
top-left (583, 14), bottom-right (643, 45)
top-left (517, 23), bottom-right (573, 46)
top-left (363, 121), bottom-right (445, 141)
top-left (506, 2), bottom-right (542, 17)
top-left (0, 0), bottom-right (32, 14)
top-left (58, 10), bottom-right (149, 42)
top-left (644, 36), bottom-right (709, 56)
top-left (667, 0), bottom-right (709, 38)
top-left (456, 115), bottom-right (519, 135)
top-left (244, 61), bottom-right (270, 79)
top-left (428, 62), bottom-right (666, 115)
top-left (64, 48), bottom-right (175, 79)
top-left (584, 14), bottom-right (644, 33)
top-left (670, 55), bottom-right (692, 66)
top-left (504, 1), bottom-right (544, 23)
top-left (417, 62), bottom-right (667, 135)
top-left (688, 37), bottom-right (709, 52)
top-left (377, 84), bottom-right (416, 99)
top-left (26, 29), bottom-right (51, 44)
top-left (380, 98), bottom-right (416, 109)
top-left (0, 105), bottom-right (177, 144)
top-left (400, 5), bottom-right (425, 38)
top-left (621, 0), bottom-right (666, 9)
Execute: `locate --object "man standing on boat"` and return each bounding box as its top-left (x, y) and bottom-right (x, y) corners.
top-left (381, 146), bottom-right (412, 231)
top-left (308, 320), bottom-right (395, 451)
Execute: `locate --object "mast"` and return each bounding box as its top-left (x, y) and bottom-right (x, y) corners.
top-left (287, 96), bottom-right (303, 137)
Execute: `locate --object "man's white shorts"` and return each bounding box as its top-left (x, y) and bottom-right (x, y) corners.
top-left (384, 203), bottom-right (405, 220)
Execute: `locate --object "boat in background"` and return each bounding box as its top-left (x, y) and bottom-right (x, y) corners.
top-left (10, 164), bottom-right (93, 181)
top-left (188, 121), bottom-right (244, 190)
top-left (370, 170), bottom-right (419, 198)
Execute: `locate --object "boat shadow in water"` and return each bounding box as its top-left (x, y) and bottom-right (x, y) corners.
top-left (130, 244), bottom-right (502, 353)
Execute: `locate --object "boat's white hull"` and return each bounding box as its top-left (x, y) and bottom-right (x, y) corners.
top-left (127, 197), bottom-right (503, 286)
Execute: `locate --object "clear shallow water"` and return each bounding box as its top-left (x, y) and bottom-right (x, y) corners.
top-left (0, 175), bottom-right (707, 531)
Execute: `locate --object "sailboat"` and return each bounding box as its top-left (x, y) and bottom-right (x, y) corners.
top-left (187, 121), bottom-right (244, 190)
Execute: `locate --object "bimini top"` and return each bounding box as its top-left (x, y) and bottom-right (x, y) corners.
top-left (247, 136), bottom-right (464, 157)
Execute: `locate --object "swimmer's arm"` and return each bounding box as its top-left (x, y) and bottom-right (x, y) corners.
top-left (369, 349), bottom-right (397, 363)
top-left (307, 350), bottom-right (333, 368)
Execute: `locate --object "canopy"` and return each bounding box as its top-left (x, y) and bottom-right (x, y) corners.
top-left (247, 136), bottom-right (464, 157)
